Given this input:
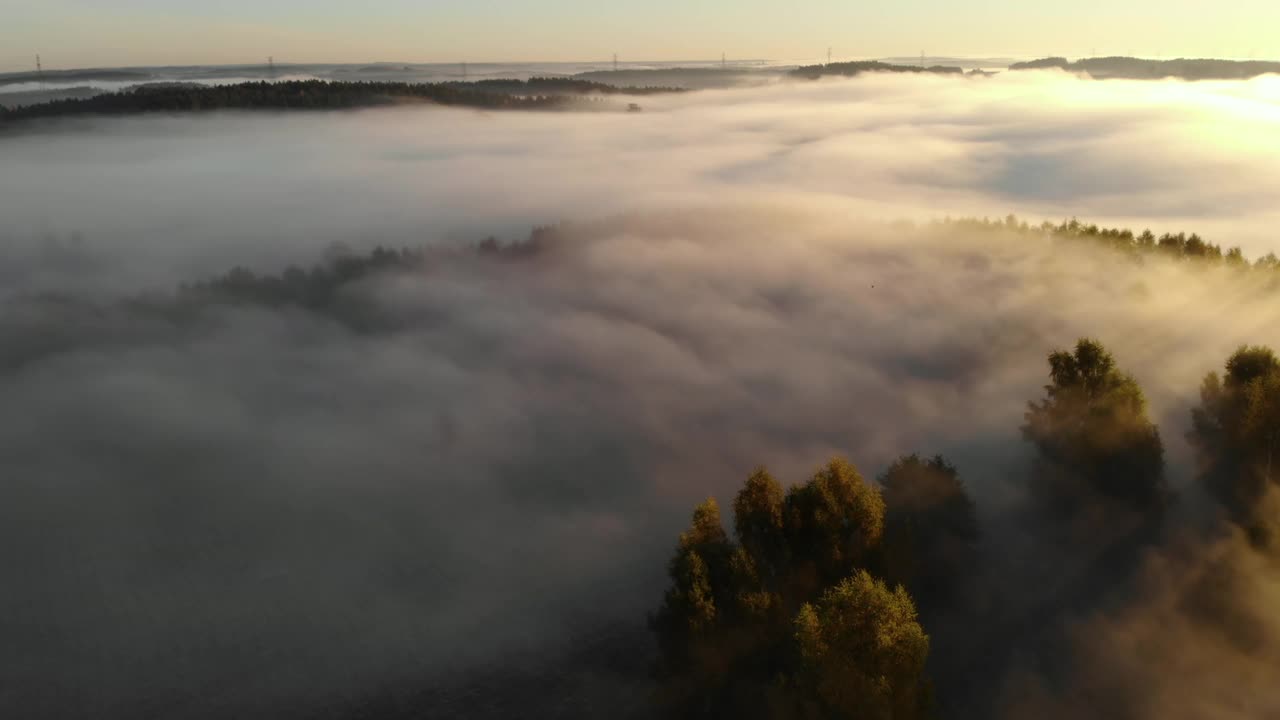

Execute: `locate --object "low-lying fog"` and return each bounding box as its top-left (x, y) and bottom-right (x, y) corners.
top-left (2, 71), bottom-right (1280, 718)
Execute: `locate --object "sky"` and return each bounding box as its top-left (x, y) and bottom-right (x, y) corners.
top-left (2, 0), bottom-right (1279, 72)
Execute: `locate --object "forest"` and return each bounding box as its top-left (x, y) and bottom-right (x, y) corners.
top-left (458, 77), bottom-right (685, 95)
top-left (174, 216), bottom-right (1280, 319)
top-left (1009, 56), bottom-right (1280, 79)
top-left (791, 61), bottom-right (967, 79)
top-left (650, 334), bottom-right (1280, 718)
top-left (0, 78), bottom-right (675, 125)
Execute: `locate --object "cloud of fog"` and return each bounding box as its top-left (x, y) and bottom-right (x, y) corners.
top-left (999, 522), bottom-right (1280, 720)
top-left (4, 70), bottom-right (1280, 291)
top-left (2, 72), bottom-right (1280, 718)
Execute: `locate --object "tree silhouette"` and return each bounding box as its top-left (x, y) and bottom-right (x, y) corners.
top-left (1022, 338), bottom-right (1166, 511)
top-left (0, 78), bottom-right (681, 126)
top-left (878, 455), bottom-right (979, 614)
top-left (1190, 345), bottom-right (1280, 544)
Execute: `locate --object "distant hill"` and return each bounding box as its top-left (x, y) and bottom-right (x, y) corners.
top-left (1009, 56), bottom-right (1280, 80)
top-left (0, 68), bottom-right (153, 87)
top-left (456, 77), bottom-right (685, 95)
top-left (574, 67), bottom-right (780, 90)
top-left (791, 61), bottom-right (965, 79)
top-left (0, 86), bottom-right (101, 109)
top-left (878, 56), bottom-right (1018, 70)
top-left (0, 78), bottom-right (674, 127)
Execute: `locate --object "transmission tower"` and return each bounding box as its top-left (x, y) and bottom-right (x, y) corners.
top-left (613, 53), bottom-right (618, 72)
top-left (828, 47), bottom-right (832, 65)
top-left (36, 54), bottom-right (43, 85)
top-left (722, 52), bottom-right (727, 69)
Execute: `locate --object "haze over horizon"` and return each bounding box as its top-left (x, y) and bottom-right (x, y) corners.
top-left (3, 0), bottom-right (1280, 73)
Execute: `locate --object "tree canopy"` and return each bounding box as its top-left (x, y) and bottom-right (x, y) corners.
top-left (793, 571), bottom-right (933, 720)
top-left (878, 455), bottom-right (979, 612)
top-left (1022, 338), bottom-right (1166, 510)
top-left (792, 61), bottom-right (964, 80)
top-left (1190, 345), bottom-right (1280, 544)
top-left (651, 458), bottom-right (933, 720)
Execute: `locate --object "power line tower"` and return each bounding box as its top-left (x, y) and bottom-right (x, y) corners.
top-left (36, 54), bottom-right (44, 85)
top-left (613, 53), bottom-right (618, 72)
top-left (268, 56), bottom-right (275, 77)
top-left (828, 47), bottom-right (832, 65)
top-left (462, 61), bottom-right (468, 80)
top-left (722, 52), bottom-right (727, 69)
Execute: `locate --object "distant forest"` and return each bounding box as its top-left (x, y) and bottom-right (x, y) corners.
top-left (145, 216), bottom-right (1280, 329)
top-left (456, 77), bottom-right (685, 95)
top-left (1010, 56), bottom-right (1280, 79)
top-left (0, 78), bottom-right (679, 125)
top-left (791, 61), bottom-right (969, 79)
top-left (5, 215), bottom-right (1271, 377)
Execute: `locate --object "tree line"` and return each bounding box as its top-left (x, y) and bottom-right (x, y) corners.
top-left (0, 79), bottom-right (667, 126)
top-left (1009, 56), bottom-right (1280, 80)
top-left (955, 214), bottom-right (1280, 273)
top-left (459, 77), bottom-right (685, 95)
top-left (118, 216), bottom-right (1280, 324)
top-left (791, 61), bottom-right (966, 80)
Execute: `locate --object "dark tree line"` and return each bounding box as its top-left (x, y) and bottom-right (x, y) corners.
top-left (18, 216), bottom-right (1273, 335)
top-left (0, 79), bottom-right (655, 125)
top-left (1009, 56), bottom-right (1280, 80)
top-left (953, 215), bottom-right (1280, 274)
top-left (16, 216), bottom-right (1276, 336)
top-left (460, 77), bottom-right (685, 95)
top-left (791, 61), bottom-right (965, 80)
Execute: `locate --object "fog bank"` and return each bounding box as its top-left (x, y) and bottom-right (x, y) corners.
top-left (2, 71), bottom-right (1280, 718)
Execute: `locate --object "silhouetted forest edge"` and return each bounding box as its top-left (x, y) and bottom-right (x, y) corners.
top-left (791, 56), bottom-right (1280, 80)
top-left (0, 78), bottom-right (685, 126)
top-left (179, 215), bottom-right (1280, 314)
top-left (1009, 56), bottom-right (1280, 79)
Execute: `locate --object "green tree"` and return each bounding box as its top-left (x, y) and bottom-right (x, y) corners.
top-left (650, 498), bottom-right (737, 713)
top-left (878, 455), bottom-right (979, 612)
top-left (652, 458), bottom-right (931, 719)
top-left (784, 458), bottom-right (886, 594)
top-left (734, 467), bottom-right (789, 592)
top-left (792, 571), bottom-right (933, 720)
top-left (1190, 345), bottom-right (1280, 543)
top-left (1022, 338), bottom-right (1166, 509)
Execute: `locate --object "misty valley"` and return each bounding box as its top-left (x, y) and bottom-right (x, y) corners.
top-left (3, 61), bottom-right (1280, 720)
